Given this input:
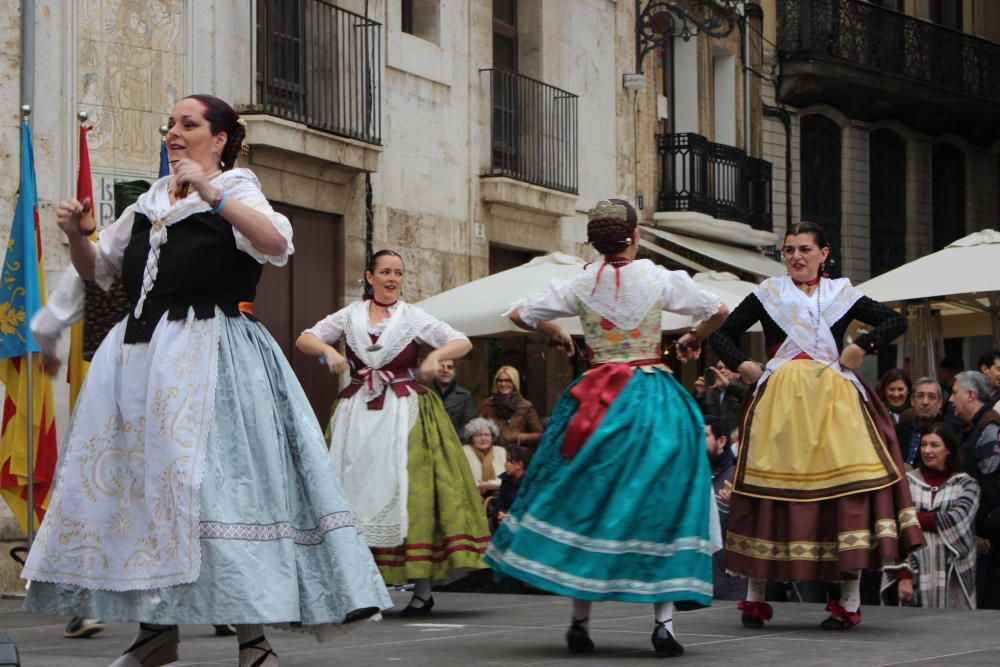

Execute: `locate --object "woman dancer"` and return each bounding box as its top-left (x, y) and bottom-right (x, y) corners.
top-left (709, 221), bottom-right (925, 631)
top-left (22, 95), bottom-right (391, 667)
top-left (297, 251), bottom-right (490, 615)
top-left (486, 200), bottom-right (729, 657)
top-left (883, 423), bottom-right (980, 608)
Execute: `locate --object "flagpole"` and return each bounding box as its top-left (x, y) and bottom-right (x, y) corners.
top-left (21, 104), bottom-right (34, 546)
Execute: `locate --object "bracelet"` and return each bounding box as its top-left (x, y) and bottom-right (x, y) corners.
top-left (211, 190), bottom-right (228, 214)
top-left (207, 188), bottom-right (223, 210)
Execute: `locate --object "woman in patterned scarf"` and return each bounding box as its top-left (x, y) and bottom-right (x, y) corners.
top-left (883, 422), bottom-right (980, 608)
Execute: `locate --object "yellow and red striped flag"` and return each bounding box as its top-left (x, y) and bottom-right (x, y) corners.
top-left (0, 119), bottom-right (58, 534)
top-left (66, 123), bottom-right (94, 409)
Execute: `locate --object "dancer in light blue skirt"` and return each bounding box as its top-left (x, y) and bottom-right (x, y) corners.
top-left (485, 200), bottom-right (729, 658)
top-left (22, 95), bottom-right (391, 667)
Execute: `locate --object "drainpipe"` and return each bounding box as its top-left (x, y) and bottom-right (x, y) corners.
top-left (363, 0), bottom-right (374, 283)
top-left (742, 1), bottom-right (752, 156)
top-left (763, 103), bottom-right (792, 232)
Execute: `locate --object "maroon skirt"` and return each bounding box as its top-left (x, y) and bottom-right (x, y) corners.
top-left (725, 377), bottom-right (925, 582)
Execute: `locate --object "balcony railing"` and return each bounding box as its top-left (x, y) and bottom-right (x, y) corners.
top-left (777, 0), bottom-right (1000, 102)
top-left (484, 69), bottom-right (578, 195)
top-left (657, 133), bottom-right (773, 232)
top-left (246, 0), bottom-right (382, 144)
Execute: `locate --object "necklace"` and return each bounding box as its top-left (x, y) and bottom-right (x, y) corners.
top-left (807, 278), bottom-right (823, 353)
top-left (371, 297), bottom-right (397, 308)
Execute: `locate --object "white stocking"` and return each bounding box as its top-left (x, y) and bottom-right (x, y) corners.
top-left (410, 578), bottom-right (433, 607)
top-left (236, 624), bottom-right (278, 667)
top-left (840, 572), bottom-right (862, 612)
top-left (108, 624), bottom-right (178, 667)
top-left (653, 602), bottom-right (675, 634)
top-left (571, 599), bottom-right (592, 627)
top-left (747, 577), bottom-right (767, 602)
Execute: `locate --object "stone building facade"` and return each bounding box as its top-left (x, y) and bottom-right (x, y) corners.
top-left (757, 0), bottom-right (1000, 373)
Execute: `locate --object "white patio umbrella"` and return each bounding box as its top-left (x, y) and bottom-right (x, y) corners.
top-left (856, 229), bottom-right (1000, 374)
top-left (415, 253), bottom-right (761, 336)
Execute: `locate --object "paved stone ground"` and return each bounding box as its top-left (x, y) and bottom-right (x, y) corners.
top-left (1, 592), bottom-right (999, 666)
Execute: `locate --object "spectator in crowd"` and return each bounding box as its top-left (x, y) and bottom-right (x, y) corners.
top-left (951, 371), bottom-right (1000, 480)
top-left (462, 417), bottom-right (507, 496)
top-left (877, 368), bottom-right (913, 425)
top-left (478, 366), bottom-right (545, 450)
top-left (978, 350), bottom-right (1000, 411)
top-left (704, 416), bottom-right (746, 601)
top-left (896, 377), bottom-right (945, 468)
top-left (949, 370), bottom-right (1000, 608)
top-left (433, 358), bottom-right (476, 437)
top-left (693, 360), bottom-right (747, 426)
top-left (883, 423), bottom-right (980, 608)
top-left (491, 446), bottom-right (533, 530)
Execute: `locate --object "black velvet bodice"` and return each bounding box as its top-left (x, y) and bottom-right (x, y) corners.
top-left (121, 211), bottom-right (262, 343)
top-left (709, 292), bottom-right (906, 371)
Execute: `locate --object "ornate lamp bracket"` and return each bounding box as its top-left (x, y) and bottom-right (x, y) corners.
top-left (635, 0), bottom-right (743, 73)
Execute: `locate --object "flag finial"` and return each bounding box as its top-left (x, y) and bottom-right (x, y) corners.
top-left (159, 124), bottom-right (169, 137)
top-left (20, 105), bottom-right (30, 120)
top-left (77, 110), bottom-right (89, 126)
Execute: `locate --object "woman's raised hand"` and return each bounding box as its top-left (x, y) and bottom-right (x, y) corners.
top-left (737, 360), bottom-right (764, 385)
top-left (839, 343), bottom-right (865, 371)
top-left (173, 158), bottom-right (214, 201)
top-left (55, 197), bottom-right (91, 237)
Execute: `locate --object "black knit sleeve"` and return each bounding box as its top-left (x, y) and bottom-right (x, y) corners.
top-left (848, 296), bottom-right (907, 353)
top-left (709, 294), bottom-right (765, 370)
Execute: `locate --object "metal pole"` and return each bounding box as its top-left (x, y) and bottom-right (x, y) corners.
top-left (21, 103), bottom-right (34, 545)
top-left (742, 1), bottom-right (752, 156)
top-left (21, 0), bottom-right (35, 109)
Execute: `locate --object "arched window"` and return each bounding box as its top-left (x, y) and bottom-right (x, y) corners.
top-left (869, 129), bottom-right (907, 276)
top-left (800, 115), bottom-right (842, 275)
top-left (932, 143), bottom-right (965, 250)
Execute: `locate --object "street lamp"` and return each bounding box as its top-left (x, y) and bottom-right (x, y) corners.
top-left (632, 1), bottom-right (743, 79)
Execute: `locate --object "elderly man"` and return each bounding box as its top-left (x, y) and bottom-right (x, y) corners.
top-left (950, 371), bottom-right (1000, 479)
top-left (895, 377), bottom-right (945, 467)
top-left (978, 350), bottom-right (1000, 412)
top-left (950, 370), bottom-right (1000, 609)
top-left (432, 358), bottom-right (476, 437)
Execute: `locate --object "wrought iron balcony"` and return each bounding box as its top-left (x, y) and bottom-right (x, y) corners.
top-left (244, 0), bottom-right (382, 145)
top-left (657, 133), bottom-right (773, 232)
top-left (483, 69), bottom-right (579, 195)
top-left (776, 0), bottom-right (1000, 143)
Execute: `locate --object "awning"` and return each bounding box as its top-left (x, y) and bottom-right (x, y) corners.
top-left (640, 225), bottom-right (784, 280)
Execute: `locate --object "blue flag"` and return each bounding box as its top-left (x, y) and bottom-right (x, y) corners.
top-left (159, 139), bottom-right (169, 178)
top-left (0, 122), bottom-right (42, 358)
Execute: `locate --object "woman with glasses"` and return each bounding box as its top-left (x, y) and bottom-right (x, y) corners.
top-left (709, 221), bottom-right (924, 632)
top-left (477, 366), bottom-right (545, 450)
top-left (486, 200), bottom-right (729, 658)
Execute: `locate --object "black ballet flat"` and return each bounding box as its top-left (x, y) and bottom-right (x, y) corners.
top-left (651, 620), bottom-right (684, 658)
top-left (239, 635), bottom-right (278, 667)
top-left (566, 618), bottom-right (595, 654)
top-left (400, 594), bottom-right (435, 617)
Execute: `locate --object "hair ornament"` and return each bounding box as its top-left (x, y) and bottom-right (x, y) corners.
top-left (587, 200), bottom-right (628, 223)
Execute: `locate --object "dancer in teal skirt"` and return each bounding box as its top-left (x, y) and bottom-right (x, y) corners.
top-left (485, 200), bottom-right (729, 658)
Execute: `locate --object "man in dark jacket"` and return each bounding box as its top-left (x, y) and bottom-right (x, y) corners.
top-left (950, 370), bottom-right (1000, 608)
top-left (704, 416), bottom-right (746, 601)
top-left (693, 361), bottom-right (747, 426)
top-left (432, 359), bottom-right (475, 438)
